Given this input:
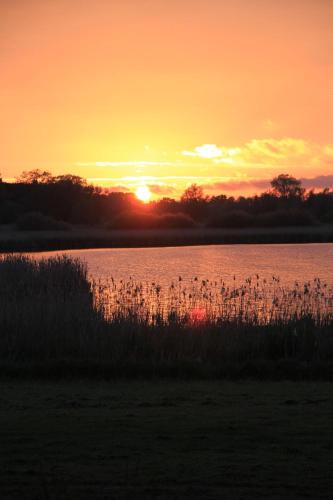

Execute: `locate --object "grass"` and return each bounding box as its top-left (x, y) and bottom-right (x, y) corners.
top-left (2, 254), bottom-right (333, 379)
top-left (0, 254), bottom-right (105, 362)
top-left (2, 224), bottom-right (333, 251)
top-left (1, 379), bottom-right (333, 499)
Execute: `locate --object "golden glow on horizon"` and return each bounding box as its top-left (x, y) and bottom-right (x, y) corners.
top-left (136, 185), bottom-right (152, 203)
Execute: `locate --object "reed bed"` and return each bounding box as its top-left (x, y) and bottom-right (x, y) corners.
top-left (94, 274), bottom-right (333, 326)
top-left (1, 254), bottom-right (333, 378)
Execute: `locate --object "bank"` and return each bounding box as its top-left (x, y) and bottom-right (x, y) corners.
top-left (2, 224), bottom-right (333, 252)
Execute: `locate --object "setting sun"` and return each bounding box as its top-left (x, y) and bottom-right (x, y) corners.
top-left (135, 185), bottom-right (151, 203)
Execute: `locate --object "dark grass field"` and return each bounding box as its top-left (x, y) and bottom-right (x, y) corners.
top-left (1, 380), bottom-right (333, 499)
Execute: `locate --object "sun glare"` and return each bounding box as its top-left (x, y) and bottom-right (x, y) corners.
top-left (136, 185), bottom-right (151, 203)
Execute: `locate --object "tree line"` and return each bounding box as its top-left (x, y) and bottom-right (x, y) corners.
top-left (1, 170), bottom-right (333, 230)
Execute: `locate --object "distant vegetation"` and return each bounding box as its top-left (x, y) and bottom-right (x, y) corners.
top-left (2, 254), bottom-right (333, 379)
top-left (1, 170), bottom-right (333, 231)
top-left (16, 211), bottom-right (71, 231)
top-left (108, 211), bottom-right (195, 230)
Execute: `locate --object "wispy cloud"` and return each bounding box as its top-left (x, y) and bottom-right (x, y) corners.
top-left (201, 179), bottom-right (270, 192)
top-left (147, 184), bottom-right (177, 196)
top-left (301, 175), bottom-right (333, 189)
top-left (182, 138), bottom-right (333, 170)
top-left (202, 175), bottom-right (333, 194)
top-left (78, 161), bottom-right (175, 167)
top-left (87, 180), bottom-right (130, 192)
top-left (182, 144), bottom-right (223, 159)
top-left (88, 176), bottom-right (214, 183)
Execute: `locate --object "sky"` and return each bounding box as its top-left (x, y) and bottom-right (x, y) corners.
top-left (1, 0), bottom-right (333, 198)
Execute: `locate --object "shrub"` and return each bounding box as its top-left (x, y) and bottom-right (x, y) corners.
top-left (156, 212), bottom-right (195, 229)
top-left (16, 212), bottom-right (71, 231)
top-left (256, 209), bottom-right (317, 227)
top-left (108, 211), bottom-right (195, 230)
top-left (321, 210), bottom-right (333, 224)
top-left (208, 210), bottom-right (255, 229)
top-left (0, 201), bottom-right (23, 223)
top-left (108, 211), bottom-right (159, 230)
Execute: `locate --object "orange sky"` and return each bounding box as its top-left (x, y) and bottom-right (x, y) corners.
top-left (1, 0), bottom-right (333, 198)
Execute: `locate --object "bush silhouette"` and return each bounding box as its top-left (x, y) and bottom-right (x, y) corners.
top-left (208, 210), bottom-right (255, 228)
top-left (108, 211), bottom-right (195, 230)
top-left (16, 212), bottom-right (71, 231)
top-left (157, 213), bottom-right (195, 229)
top-left (257, 209), bottom-right (317, 227)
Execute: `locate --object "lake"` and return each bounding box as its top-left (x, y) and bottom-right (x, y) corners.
top-left (29, 243), bottom-right (333, 287)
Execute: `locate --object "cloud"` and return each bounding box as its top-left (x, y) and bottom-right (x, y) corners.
top-left (147, 184), bottom-right (177, 196)
top-left (182, 144), bottom-right (223, 159)
top-left (243, 138), bottom-right (309, 160)
top-left (301, 175), bottom-right (333, 189)
top-left (201, 174), bottom-right (333, 194)
top-left (107, 185), bottom-right (131, 193)
top-left (201, 179), bottom-right (271, 193)
top-left (78, 161), bottom-right (175, 167)
top-left (183, 138), bottom-right (333, 170)
top-left (88, 180), bottom-right (130, 192)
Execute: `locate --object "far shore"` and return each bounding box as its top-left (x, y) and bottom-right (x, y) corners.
top-left (1, 224), bottom-right (333, 252)
top-left (0, 225), bottom-right (333, 253)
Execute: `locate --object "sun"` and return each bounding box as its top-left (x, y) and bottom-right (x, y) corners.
top-left (135, 185), bottom-right (151, 203)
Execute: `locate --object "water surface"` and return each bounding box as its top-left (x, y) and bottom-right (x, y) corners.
top-left (30, 243), bottom-right (333, 287)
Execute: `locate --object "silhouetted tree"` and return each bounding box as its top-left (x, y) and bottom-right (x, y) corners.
top-left (16, 169), bottom-right (53, 184)
top-left (54, 174), bottom-right (87, 186)
top-left (305, 188), bottom-right (333, 221)
top-left (152, 197), bottom-right (178, 215)
top-left (271, 174), bottom-right (305, 199)
top-left (180, 184), bottom-right (209, 220)
top-left (181, 184), bottom-right (206, 203)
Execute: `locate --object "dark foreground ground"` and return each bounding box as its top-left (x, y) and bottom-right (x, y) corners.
top-left (1, 381), bottom-right (333, 499)
top-left (2, 225), bottom-right (333, 251)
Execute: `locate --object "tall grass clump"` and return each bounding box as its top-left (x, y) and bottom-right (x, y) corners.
top-left (0, 255), bottom-right (104, 361)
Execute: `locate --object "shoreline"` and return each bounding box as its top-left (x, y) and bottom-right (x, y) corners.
top-left (1, 224), bottom-right (333, 252)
